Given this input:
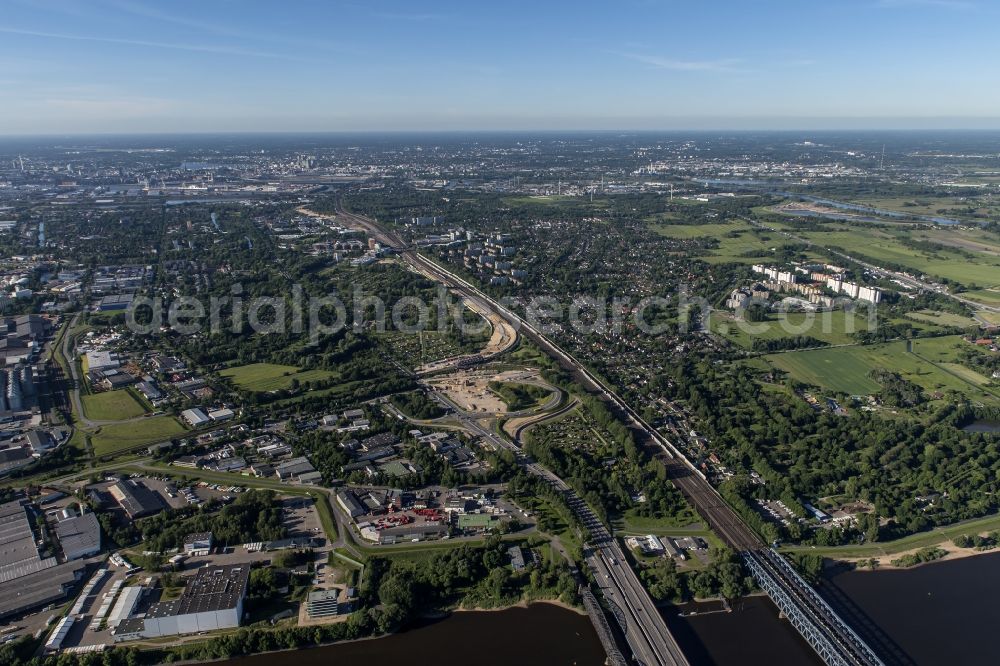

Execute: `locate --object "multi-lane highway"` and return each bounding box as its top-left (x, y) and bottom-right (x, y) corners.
top-left (380, 249), bottom-right (687, 662)
top-left (537, 463), bottom-right (690, 666)
top-left (339, 201), bottom-right (886, 666)
top-left (427, 388), bottom-right (690, 666)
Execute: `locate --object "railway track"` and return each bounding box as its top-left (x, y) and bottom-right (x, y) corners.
top-left (338, 200), bottom-right (887, 666)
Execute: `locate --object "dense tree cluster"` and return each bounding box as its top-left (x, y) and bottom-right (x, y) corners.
top-left (639, 547), bottom-right (752, 602)
top-left (390, 390), bottom-right (446, 419)
top-left (526, 395), bottom-right (689, 525)
top-left (0, 638), bottom-right (144, 666)
top-left (953, 531), bottom-right (998, 550)
top-left (751, 335), bottom-right (828, 352)
top-left (656, 360), bottom-right (1000, 542)
top-left (488, 382), bottom-right (550, 411)
top-left (868, 369), bottom-right (926, 407)
top-left (365, 534), bottom-right (578, 627)
top-left (136, 490), bottom-right (286, 553)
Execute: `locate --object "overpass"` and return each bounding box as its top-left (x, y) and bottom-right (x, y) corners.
top-left (336, 202), bottom-right (887, 666)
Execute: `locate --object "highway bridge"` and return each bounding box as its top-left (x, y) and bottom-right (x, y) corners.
top-left (337, 202), bottom-right (887, 666)
top-left (426, 388), bottom-right (689, 666)
top-left (530, 462), bottom-right (691, 666)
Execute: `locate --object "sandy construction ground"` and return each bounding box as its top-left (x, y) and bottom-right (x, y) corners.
top-left (425, 369), bottom-right (545, 415)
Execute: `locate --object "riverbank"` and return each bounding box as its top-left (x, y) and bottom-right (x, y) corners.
top-left (165, 632), bottom-right (390, 666)
top-left (782, 510), bottom-right (1000, 564)
top-left (840, 538), bottom-right (993, 570)
top-left (455, 597), bottom-right (587, 615)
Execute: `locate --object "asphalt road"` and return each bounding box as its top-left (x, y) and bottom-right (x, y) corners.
top-left (322, 202), bottom-right (885, 666)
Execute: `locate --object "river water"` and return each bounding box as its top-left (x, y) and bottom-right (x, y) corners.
top-left (212, 553), bottom-right (999, 666)
top-left (210, 599), bottom-right (820, 666)
top-left (825, 552), bottom-right (1000, 665)
top-left (211, 604), bottom-right (607, 666)
top-left (665, 597), bottom-right (821, 665)
top-left (678, 553), bottom-right (1000, 666)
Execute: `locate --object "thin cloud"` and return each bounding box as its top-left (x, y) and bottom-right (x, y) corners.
top-left (107, 0), bottom-right (251, 38)
top-left (374, 12), bottom-right (450, 22)
top-left (107, 0), bottom-right (354, 52)
top-left (617, 52), bottom-right (743, 72)
top-left (0, 26), bottom-right (311, 61)
top-left (875, 0), bottom-right (975, 8)
top-left (26, 1), bottom-right (361, 56)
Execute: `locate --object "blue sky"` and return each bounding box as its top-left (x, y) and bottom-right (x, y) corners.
top-left (1, 0), bottom-right (998, 134)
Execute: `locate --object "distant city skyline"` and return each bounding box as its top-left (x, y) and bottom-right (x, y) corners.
top-left (2, 0), bottom-right (999, 134)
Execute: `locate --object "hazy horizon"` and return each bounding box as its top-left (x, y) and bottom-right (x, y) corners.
top-left (3, 122), bottom-right (1000, 140)
top-left (2, 1), bottom-right (999, 134)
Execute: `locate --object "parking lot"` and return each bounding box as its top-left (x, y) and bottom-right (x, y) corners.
top-left (281, 496), bottom-right (325, 538)
top-left (60, 564), bottom-right (131, 649)
top-left (1, 553), bottom-right (128, 650)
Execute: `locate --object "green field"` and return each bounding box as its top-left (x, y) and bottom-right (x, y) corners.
top-left (903, 309), bottom-right (979, 329)
top-left (916, 226), bottom-right (1000, 255)
top-left (220, 362), bottom-right (336, 392)
top-left (766, 347), bottom-right (881, 394)
top-left (909, 337), bottom-right (994, 387)
top-left (962, 288), bottom-right (1000, 307)
top-left (793, 226), bottom-right (1000, 288)
top-left (615, 508), bottom-right (702, 534)
top-left (91, 416), bottom-right (187, 456)
top-left (849, 195), bottom-right (993, 222)
top-left (81, 389), bottom-right (146, 421)
top-left (909, 335), bottom-right (976, 361)
top-left (940, 363), bottom-right (991, 386)
top-left (764, 336), bottom-right (1000, 404)
top-left (490, 382), bottom-right (553, 411)
top-left (650, 220), bottom-right (806, 264)
top-left (650, 221), bottom-right (744, 239)
top-left (977, 310), bottom-right (1000, 325)
top-left (855, 196), bottom-right (960, 217)
top-left (713, 310), bottom-right (874, 348)
top-left (847, 196), bottom-right (1000, 230)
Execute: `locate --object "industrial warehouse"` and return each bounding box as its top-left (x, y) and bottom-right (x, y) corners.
top-left (108, 479), bottom-right (164, 519)
top-left (113, 565), bottom-right (250, 640)
top-left (53, 510), bottom-right (102, 561)
top-left (0, 499), bottom-right (86, 619)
